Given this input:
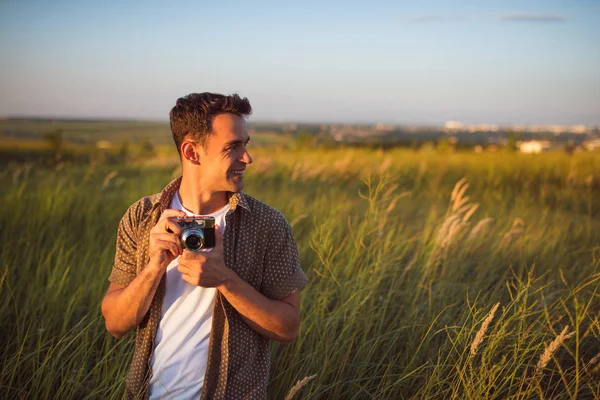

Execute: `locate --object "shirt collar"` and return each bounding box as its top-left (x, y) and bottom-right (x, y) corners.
top-left (153, 176), bottom-right (251, 214)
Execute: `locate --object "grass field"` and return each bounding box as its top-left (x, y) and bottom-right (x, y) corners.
top-left (1, 145), bottom-right (599, 399)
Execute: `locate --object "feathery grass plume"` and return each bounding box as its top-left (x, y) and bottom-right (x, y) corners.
top-left (470, 302), bottom-right (500, 356)
top-left (467, 217), bottom-right (495, 242)
top-left (102, 170), bottom-right (118, 190)
top-left (587, 353), bottom-right (600, 368)
top-left (451, 178), bottom-right (470, 212)
top-left (435, 214), bottom-right (460, 247)
top-left (441, 218), bottom-right (466, 250)
top-left (450, 177), bottom-right (468, 203)
top-left (584, 174), bottom-right (593, 187)
top-left (253, 158), bottom-right (274, 174)
top-left (501, 218), bottom-right (525, 246)
top-left (535, 326), bottom-right (575, 374)
top-left (291, 164), bottom-right (302, 181)
top-left (284, 374), bottom-right (317, 400)
top-left (379, 156), bottom-right (393, 173)
top-left (462, 203), bottom-right (480, 222)
top-left (290, 213), bottom-right (308, 228)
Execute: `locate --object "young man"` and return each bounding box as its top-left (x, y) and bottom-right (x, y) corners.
top-left (101, 93), bottom-right (308, 399)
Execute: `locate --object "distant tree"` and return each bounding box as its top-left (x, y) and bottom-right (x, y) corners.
top-left (43, 129), bottom-right (64, 161)
top-left (293, 130), bottom-right (316, 149)
top-left (141, 138), bottom-right (156, 157)
top-left (410, 139), bottom-right (420, 151)
top-left (505, 131), bottom-right (520, 152)
top-left (436, 137), bottom-right (454, 153)
top-left (564, 139), bottom-right (575, 155)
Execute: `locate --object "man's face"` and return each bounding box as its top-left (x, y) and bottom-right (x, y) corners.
top-left (197, 113), bottom-right (253, 193)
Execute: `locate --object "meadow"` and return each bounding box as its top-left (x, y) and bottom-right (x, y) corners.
top-left (1, 143), bottom-right (599, 399)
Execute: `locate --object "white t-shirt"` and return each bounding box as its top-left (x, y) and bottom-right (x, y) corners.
top-left (149, 193), bottom-right (230, 400)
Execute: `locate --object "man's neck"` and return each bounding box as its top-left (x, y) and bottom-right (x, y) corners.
top-left (178, 175), bottom-right (229, 215)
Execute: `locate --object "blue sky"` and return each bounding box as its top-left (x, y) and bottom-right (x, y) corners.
top-left (1, 0), bottom-right (599, 124)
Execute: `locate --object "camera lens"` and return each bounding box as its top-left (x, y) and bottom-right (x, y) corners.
top-left (185, 233), bottom-right (203, 250)
top-left (181, 228), bottom-right (205, 252)
top-left (183, 232), bottom-right (204, 251)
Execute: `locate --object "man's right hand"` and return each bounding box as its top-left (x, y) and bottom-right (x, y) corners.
top-left (148, 209), bottom-right (186, 269)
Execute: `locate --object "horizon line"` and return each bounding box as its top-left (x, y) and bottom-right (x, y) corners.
top-left (1, 115), bottom-right (599, 128)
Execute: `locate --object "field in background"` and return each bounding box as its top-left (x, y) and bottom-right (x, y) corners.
top-left (1, 125), bottom-right (599, 398)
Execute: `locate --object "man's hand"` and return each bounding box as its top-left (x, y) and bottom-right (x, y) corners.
top-left (148, 209), bottom-right (186, 270)
top-left (178, 225), bottom-right (233, 287)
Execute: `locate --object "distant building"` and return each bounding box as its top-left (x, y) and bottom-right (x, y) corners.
top-left (583, 138), bottom-right (600, 151)
top-left (444, 121), bottom-right (464, 131)
top-left (518, 140), bottom-right (552, 154)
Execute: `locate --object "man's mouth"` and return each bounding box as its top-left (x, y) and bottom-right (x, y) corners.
top-left (231, 169), bottom-right (245, 177)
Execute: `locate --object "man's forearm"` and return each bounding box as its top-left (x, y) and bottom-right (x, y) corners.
top-left (217, 271), bottom-right (300, 344)
top-left (101, 263), bottom-right (164, 338)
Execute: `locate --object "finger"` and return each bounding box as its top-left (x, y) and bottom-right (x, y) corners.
top-left (159, 209), bottom-right (187, 221)
top-left (153, 232), bottom-right (182, 250)
top-left (164, 218), bottom-right (182, 234)
top-left (155, 239), bottom-right (180, 257)
top-left (181, 249), bottom-right (206, 261)
top-left (180, 273), bottom-right (197, 286)
top-left (178, 261), bottom-right (201, 275)
top-left (181, 272), bottom-right (190, 283)
top-left (177, 264), bottom-right (189, 274)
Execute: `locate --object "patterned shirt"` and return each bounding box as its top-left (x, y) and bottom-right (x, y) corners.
top-left (108, 176), bottom-right (309, 399)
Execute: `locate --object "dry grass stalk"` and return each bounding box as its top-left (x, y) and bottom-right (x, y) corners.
top-left (284, 374), bottom-right (318, 400)
top-left (451, 179), bottom-right (470, 212)
top-left (442, 218), bottom-right (466, 250)
top-left (585, 174), bottom-right (594, 187)
top-left (501, 218), bottom-right (525, 246)
top-left (512, 218), bottom-right (525, 229)
top-left (378, 156), bottom-right (393, 173)
top-left (436, 214), bottom-right (460, 247)
top-left (102, 170), bottom-right (118, 190)
top-left (535, 326), bottom-right (575, 374)
top-left (290, 213), bottom-right (308, 228)
top-left (462, 203), bottom-right (480, 222)
top-left (382, 183), bottom-right (399, 199)
top-left (586, 352), bottom-right (600, 370)
top-left (450, 177), bottom-right (468, 203)
top-left (470, 302), bottom-right (500, 356)
top-left (467, 217), bottom-right (494, 241)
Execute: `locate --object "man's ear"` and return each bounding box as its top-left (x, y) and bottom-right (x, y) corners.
top-left (181, 141), bottom-right (201, 165)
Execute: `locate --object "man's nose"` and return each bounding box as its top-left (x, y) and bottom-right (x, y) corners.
top-left (242, 149), bottom-right (253, 164)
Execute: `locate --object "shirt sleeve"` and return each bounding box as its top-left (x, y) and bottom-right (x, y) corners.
top-left (108, 204), bottom-right (139, 287)
top-left (260, 215), bottom-right (309, 299)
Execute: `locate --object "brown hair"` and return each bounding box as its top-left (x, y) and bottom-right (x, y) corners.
top-left (169, 92), bottom-right (252, 155)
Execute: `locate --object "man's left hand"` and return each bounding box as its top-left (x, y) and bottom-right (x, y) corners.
top-left (178, 224), bottom-right (233, 287)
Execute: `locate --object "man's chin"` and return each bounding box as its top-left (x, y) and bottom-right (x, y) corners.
top-left (228, 180), bottom-right (244, 192)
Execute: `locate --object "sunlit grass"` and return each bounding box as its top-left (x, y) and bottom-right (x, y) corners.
top-left (1, 148), bottom-right (599, 399)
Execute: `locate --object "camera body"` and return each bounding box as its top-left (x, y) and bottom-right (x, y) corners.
top-left (175, 216), bottom-right (216, 252)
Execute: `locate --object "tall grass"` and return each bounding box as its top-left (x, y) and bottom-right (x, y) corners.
top-left (1, 148), bottom-right (599, 399)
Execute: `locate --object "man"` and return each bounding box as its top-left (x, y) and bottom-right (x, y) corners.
top-left (101, 93), bottom-right (308, 399)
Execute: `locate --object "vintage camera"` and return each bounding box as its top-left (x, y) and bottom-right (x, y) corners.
top-left (174, 216), bottom-right (216, 251)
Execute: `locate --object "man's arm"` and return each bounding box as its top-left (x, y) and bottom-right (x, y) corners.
top-left (219, 274), bottom-right (300, 344)
top-left (101, 265), bottom-right (165, 339)
top-left (101, 209), bottom-right (186, 339)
